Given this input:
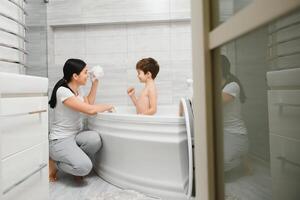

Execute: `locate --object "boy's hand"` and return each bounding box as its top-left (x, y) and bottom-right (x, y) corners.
top-left (127, 87), bottom-right (135, 97)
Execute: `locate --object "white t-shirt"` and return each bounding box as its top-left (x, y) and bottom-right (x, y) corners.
top-left (49, 86), bottom-right (84, 140)
top-left (223, 82), bottom-right (247, 135)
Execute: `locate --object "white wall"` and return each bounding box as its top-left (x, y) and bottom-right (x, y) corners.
top-left (47, 0), bottom-right (190, 26)
top-left (25, 0), bottom-right (48, 77)
top-left (47, 0), bottom-right (192, 106)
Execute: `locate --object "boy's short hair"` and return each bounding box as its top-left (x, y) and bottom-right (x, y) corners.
top-left (136, 57), bottom-right (160, 79)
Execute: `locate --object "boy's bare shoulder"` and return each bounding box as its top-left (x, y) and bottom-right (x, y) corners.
top-left (147, 82), bottom-right (156, 89)
top-left (147, 82), bottom-right (157, 94)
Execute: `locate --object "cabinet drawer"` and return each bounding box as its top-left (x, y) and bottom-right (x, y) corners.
top-left (270, 134), bottom-right (300, 200)
top-left (1, 97), bottom-right (48, 159)
top-left (2, 165), bottom-right (49, 200)
top-left (0, 97), bottom-right (48, 116)
top-left (1, 112), bottom-right (48, 159)
top-left (268, 90), bottom-right (300, 140)
top-left (1, 142), bottom-right (48, 194)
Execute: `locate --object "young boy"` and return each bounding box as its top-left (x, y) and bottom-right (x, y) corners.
top-left (127, 57), bottom-right (159, 115)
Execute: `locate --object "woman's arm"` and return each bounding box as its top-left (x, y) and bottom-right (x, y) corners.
top-left (222, 82), bottom-right (239, 104)
top-left (142, 86), bottom-right (157, 115)
top-left (84, 80), bottom-right (99, 104)
top-left (222, 92), bottom-right (234, 104)
top-left (64, 96), bottom-right (113, 115)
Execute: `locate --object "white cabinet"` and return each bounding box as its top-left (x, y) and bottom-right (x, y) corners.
top-left (267, 69), bottom-right (300, 200)
top-left (0, 72), bottom-right (49, 200)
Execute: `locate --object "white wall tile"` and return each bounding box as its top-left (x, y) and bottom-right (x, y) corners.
top-left (86, 53), bottom-right (128, 67)
top-left (48, 0), bottom-right (174, 26)
top-left (127, 22), bottom-right (170, 35)
top-left (86, 35), bottom-right (127, 54)
top-left (170, 0), bottom-right (191, 19)
top-left (127, 51), bottom-right (171, 68)
top-left (86, 24), bottom-right (126, 37)
top-left (170, 32), bottom-right (191, 51)
top-left (54, 26), bottom-right (85, 39)
top-left (54, 39), bottom-right (85, 56)
top-left (128, 34), bottom-right (170, 52)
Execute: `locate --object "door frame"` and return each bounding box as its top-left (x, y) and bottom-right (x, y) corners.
top-left (191, 0), bottom-right (300, 199)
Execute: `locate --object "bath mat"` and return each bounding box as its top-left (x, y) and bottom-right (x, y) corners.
top-left (89, 190), bottom-right (158, 200)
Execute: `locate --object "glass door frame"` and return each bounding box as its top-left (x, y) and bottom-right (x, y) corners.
top-left (191, 0), bottom-right (300, 200)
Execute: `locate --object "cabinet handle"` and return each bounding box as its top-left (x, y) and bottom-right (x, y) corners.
top-left (1, 109), bottom-right (47, 117)
top-left (274, 103), bottom-right (300, 115)
top-left (3, 163), bottom-right (47, 195)
top-left (275, 103), bottom-right (300, 108)
top-left (277, 156), bottom-right (300, 169)
top-left (28, 109), bottom-right (47, 115)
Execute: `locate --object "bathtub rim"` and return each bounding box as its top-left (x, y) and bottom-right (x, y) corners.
top-left (94, 112), bottom-right (185, 125)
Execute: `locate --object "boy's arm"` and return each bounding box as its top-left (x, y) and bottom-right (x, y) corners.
top-left (142, 86), bottom-right (157, 115)
top-left (127, 87), bottom-right (138, 106)
top-left (130, 95), bottom-right (138, 106)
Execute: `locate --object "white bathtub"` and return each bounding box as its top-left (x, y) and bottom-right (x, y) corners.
top-left (87, 105), bottom-right (191, 200)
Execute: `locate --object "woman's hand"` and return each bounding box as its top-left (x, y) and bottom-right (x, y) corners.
top-left (107, 105), bottom-right (116, 113)
top-left (127, 87), bottom-right (135, 97)
top-left (91, 76), bottom-right (99, 84)
top-left (90, 65), bottom-right (104, 82)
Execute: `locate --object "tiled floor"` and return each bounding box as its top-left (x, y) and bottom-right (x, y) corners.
top-left (50, 159), bottom-right (272, 200)
top-left (49, 170), bottom-right (159, 200)
top-left (225, 159), bottom-right (272, 200)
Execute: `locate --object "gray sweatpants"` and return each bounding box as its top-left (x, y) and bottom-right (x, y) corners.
top-left (49, 130), bottom-right (102, 176)
top-left (224, 132), bottom-right (249, 172)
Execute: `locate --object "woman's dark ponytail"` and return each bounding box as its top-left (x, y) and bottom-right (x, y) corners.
top-left (49, 78), bottom-right (68, 108)
top-left (221, 55), bottom-right (246, 103)
top-left (48, 58), bottom-right (86, 108)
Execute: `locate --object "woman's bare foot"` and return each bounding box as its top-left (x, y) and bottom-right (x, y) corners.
top-left (243, 155), bottom-right (253, 176)
top-left (49, 158), bottom-right (58, 182)
top-left (74, 176), bottom-right (83, 182)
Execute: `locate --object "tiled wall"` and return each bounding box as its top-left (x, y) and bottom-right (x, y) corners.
top-left (49, 21), bottom-right (192, 106)
top-left (47, 0), bottom-right (190, 26)
top-left (47, 0), bottom-right (192, 106)
top-left (25, 0), bottom-right (47, 77)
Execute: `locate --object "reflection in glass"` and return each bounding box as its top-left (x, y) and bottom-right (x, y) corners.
top-left (215, 9), bottom-right (300, 200)
top-left (216, 0), bottom-right (253, 26)
top-left (221, 55), bottom-right (249, 172)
